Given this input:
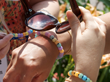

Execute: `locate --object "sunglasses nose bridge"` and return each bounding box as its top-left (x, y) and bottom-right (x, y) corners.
top-left (55, 22), bottom-right (61, 27)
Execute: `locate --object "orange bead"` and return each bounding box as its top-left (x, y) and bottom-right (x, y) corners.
top-left (55, 40), bottom-right (59, 45)
top-left (72, 71), bottom-right (75, 76)
top-left (74, 71), bottom-right (80, 77)
top-left (68, 72), bottom-right (71, 77)
top-left (23, 33), bottom-right (26, 36)
top-left (59, 49), bottom-right (64, 53)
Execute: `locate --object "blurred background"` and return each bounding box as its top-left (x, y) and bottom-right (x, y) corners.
top-left (47, 0), bottom-right (110, 82)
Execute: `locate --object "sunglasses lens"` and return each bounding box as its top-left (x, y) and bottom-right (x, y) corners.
top-left (27, 14), bottom-right (58, 30)
top-left (56, 21), bottom-right (70, 33)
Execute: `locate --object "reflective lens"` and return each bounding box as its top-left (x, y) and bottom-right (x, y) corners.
top-left (56, 21), bottom-right (70, 33)
top-left (27, 14), bottom-right (58, 30)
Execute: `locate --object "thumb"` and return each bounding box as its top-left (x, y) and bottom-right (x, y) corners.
top-left (66, 10), bottom-right (80, 36)
top-left (0, 34), bottom-right (13, 49)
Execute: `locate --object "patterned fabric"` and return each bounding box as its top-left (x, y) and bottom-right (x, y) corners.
top-left (0, 0), bottom-right (27, 63)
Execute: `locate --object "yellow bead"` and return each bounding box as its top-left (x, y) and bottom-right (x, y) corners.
top-left (55, 40), bottom-right (59, 45)
top-left (25, 32), bottom-right (29, 36)
top-left (14, 33), bottom-right (18, 37)
top-left (59, 49), bottom-right (64, 53)
top-left (90, 80), bottom-right (92, 82)
top-left (75, 71), bottom-right (80, 77)
top-left (72, 71), bottom-right (75, 76)
top-left (52, 38), bottom-right (57, 42)
top-left (68, 72), bottom-right (71, 77)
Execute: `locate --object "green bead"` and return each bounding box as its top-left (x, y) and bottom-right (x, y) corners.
top-left (35, 34), bottom-right (38, 38)
top-left (57, 43), bottom-right (61, 47)
top-left (78, 73), bottom-right (83, 79)
top-left (50, 35), bottom-right (54, 40)
top-left (86, 78), bottom-right (90, 82)
top-left (69, 70), bottom-right (72, 75)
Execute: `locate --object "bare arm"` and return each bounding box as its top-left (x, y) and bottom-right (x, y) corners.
top-left (98, 12), bottom-right (110, 54)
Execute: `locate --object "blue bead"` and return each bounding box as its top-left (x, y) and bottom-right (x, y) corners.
top-left (82, 75), bottom-right (87, 81)
top-left (30, 29), bottom-right (33, 33)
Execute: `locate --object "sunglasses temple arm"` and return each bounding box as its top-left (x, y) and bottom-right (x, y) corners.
top-left (69, 0), bottom-right (81, 17)
top-left (21, 0), bottom-right (35, 13)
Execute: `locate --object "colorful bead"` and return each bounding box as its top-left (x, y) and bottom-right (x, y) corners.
top-left (68, 72), bottom-right (71, 77)
top-left (25, 32), bottom-right (29, 36)
top-left (58, 46), bottom-right (63, 50)
top-left (52, 38), bottom-right (57, 42)
top-left (23, 33), bottom-right (26, 36)
top-left (59, 49), bottom-right (64, 53)
top-left (86, 78), bottom-right (90, 82)
top-left (82, 75), bottom-right (87, 81)
top-left (54, 40), bottom-right (59, 45)
top-left (50, 35), bottom-right (54, 40)
top-left (72, 71), bottom-right (75, 76)
top-left (90, 80), bottom-right (92, 82)
top-left (35, 31), bottom-right (64, 59)
top-left (69, 70), bottom-right (72, 76)
top-left (78, 73), bottom-right (83, 79)
top-left (11, 29), bottom-right (34, 39)
top-left (75, 71), bottom-right (80, 77)
top-left (14, 33), bottom-right (18, 37)
top-left (57, 43), bottom-right (62, 47)
top-left (68, 70), bottom-right (92, 82)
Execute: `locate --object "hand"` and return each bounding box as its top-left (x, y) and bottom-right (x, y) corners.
top-left (0, 33), bottom-right (13, 59)
top-left (66, 7), bottom-right (106, 82)
top-left (3, 35), bottom-right (59, 82)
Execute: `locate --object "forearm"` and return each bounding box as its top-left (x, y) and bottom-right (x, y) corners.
top-left (31, 0), bottom-right (59, 17)
top-left (98, 12), bottom-right (110, 54)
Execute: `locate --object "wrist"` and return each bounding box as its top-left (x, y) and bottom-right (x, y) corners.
top-left (56, 30), bottom-right (72, 55)
top-left (30, 34), bottom-right (59, 59)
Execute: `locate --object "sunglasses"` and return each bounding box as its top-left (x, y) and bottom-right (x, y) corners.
top-left (21, 0), bottom-right (82, 34)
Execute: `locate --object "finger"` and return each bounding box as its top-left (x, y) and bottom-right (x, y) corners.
top-left (94, 17), bottom-right (107, 34)
top-left (3, 66), bottom-right (21, 82)
top-left (0, 34), bottom-right (13, 49)
top-left (0, 32), bottom-right (6, 39)
top-left (32, 71), bottom-right (49, 82)
top-left (79, 7), bottom-right (96, 30)
top-left (66, 10), bottom-right (81, 36)
top-left (0, 42), bottom-right (10, 59)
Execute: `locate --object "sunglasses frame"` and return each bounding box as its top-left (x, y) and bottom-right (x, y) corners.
top-left (21, 0), bottom-right (82, 33)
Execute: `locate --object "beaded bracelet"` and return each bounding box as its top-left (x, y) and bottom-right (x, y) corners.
top-left (10, 29), bottom-right (64, 59)
top-left (11, 29), bottom-right (35, 39)
top-left (68, 70), bottom-right (92, 82)
top-left (35, 31), bottom-right (64, 59)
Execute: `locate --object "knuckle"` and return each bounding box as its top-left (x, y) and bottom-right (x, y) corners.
top-left (3, 76), bottom-right (8, 82)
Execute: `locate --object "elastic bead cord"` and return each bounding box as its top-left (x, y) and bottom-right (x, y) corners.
top-left (35, 31), bottom-right (64, 59)
top-left (68, 70), bottom-right (92, 82)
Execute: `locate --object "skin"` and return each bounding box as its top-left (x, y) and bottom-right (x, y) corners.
top-left (2, 0), bottom-right (110, 82)
top-left (0, 33), bottom-right (13, 59)
top-left (65, 7), bottom-right (106, 82)
top-left (3, 0), bottom-right (70, 82)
